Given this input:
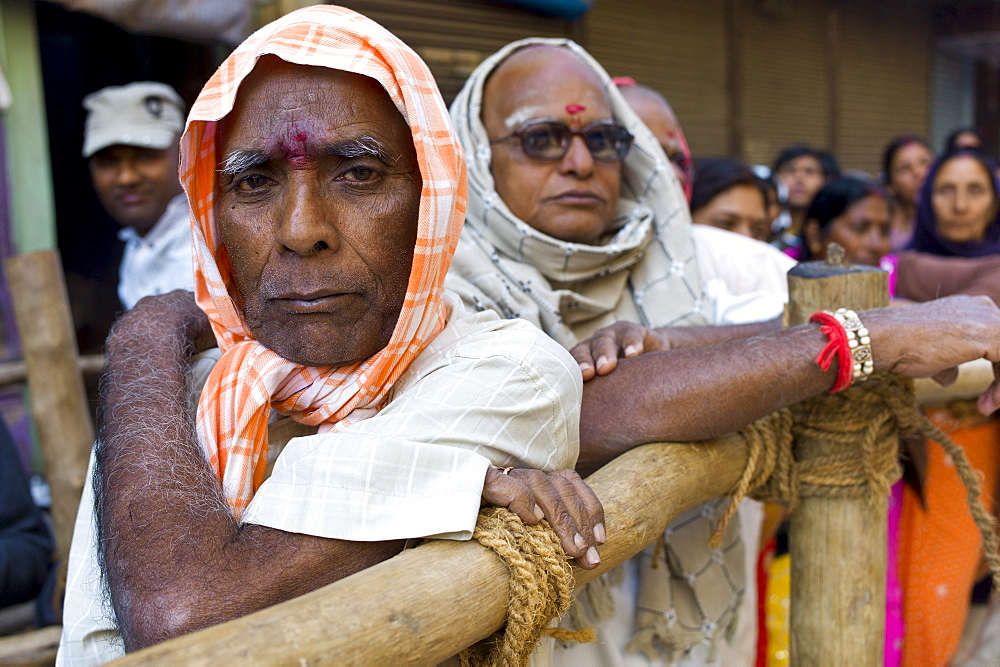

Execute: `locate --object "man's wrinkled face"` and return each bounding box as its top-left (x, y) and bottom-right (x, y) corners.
top-left (483, 47), bottom-right (621, 245)
top-left (90, 143), bottom-right (183, 235)
top-left (216, 57), bottom-right (421, 367)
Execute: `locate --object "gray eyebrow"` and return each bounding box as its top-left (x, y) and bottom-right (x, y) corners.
top-left (219, 150), bottom-right (268, 176)
top-left (325, 135), bottom-right (393, 163)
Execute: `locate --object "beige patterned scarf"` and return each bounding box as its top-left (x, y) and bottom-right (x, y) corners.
top-left (446, 38), bottom-right (744, 660)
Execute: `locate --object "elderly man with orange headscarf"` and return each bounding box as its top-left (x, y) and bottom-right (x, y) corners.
top-left (56, 7), bottom-right (604, 663)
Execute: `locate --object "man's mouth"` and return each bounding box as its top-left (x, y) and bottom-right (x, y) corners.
top-left (116, 191), bottom-right (148, 206)
top-left (275, 289), bottom-right (357, 313)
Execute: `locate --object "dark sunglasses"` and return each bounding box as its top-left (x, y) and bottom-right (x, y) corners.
top-left (490, 120), bottom-right (634, 162)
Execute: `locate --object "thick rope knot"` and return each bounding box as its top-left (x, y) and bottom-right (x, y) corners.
top-left (712, 375), bottom-right (907, 548)
top-left (459, 506), bottom-right (591, 666)
top-left (710, 373), bottom-right (1000, 592)
top-left (788, 373), bottom-right (907, 505)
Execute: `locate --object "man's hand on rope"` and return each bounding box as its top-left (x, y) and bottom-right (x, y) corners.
top-left (570, 322), bottom-right (667, 380)
top-left (864, 295), bottom-right (1000, 415)
top-left (481, 468), bottom-right (605, 569)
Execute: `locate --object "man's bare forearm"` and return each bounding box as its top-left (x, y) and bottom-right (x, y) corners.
top-left (578, 296), bottom-right (1000, 476)
top-left (95, 294), bottom-right (402, 651)
top-left (576, 323), bottom-right (831, 475)
top-left (654, 317), bottom-right (782, 350)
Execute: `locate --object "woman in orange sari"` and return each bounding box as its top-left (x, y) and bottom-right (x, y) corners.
top-left (895, 148), bottom-right (1000, 665)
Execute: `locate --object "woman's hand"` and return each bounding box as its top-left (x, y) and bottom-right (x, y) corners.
top-left (570, 322), bottom-right (667, 380)
top-left (481, 467), bottom-right (605, 569)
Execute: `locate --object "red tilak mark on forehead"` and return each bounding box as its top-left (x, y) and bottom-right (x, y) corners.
top-left (280, 127), bottom-right (313, 168)
top-left (665, 130), bottom-right (676, 139)
top-left (566, 104), bottom-right (586, 115)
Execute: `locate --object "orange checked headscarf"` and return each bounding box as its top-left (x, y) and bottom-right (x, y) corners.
top-left (179, 6), bottom-right (467, 517)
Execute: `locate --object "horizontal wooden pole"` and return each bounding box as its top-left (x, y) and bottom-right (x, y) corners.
top-left (0, 354), bottom-right (105, 386)
top-left (115, 434), bottom-right (749, 665)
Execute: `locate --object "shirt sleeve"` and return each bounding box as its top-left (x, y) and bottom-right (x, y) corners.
top-left (241, 317), bottom-right (582, 542)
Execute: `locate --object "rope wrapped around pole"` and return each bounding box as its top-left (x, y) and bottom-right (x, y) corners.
top-left (713, 372), bottom-right (999, 586)
top-left (458, 508), bottom-right (593, 666)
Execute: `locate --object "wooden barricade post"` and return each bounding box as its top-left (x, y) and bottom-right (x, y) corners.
top-left (785, 254), bottom-right (890, 664)
top-left (5, 249), bottom-right (95, 568)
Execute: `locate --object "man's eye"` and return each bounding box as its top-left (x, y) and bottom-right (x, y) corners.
top-left (235, 174), bottom-right (270, 191)
top-left (346, 166), bottom-right (378, 182)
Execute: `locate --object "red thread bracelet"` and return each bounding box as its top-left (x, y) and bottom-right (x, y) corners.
top-left (809, 311), bottom-right (853, 393)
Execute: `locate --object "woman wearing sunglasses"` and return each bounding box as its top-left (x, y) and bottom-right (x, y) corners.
top-left (446, 38), bottom-right (786, 665)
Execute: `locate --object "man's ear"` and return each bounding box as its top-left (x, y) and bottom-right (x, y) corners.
top-left (803, 219), bottom-right (824, 260)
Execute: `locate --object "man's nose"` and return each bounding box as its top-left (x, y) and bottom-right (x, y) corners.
top-left (116, 158), bottom-right (141, 186)
top-left (275, 177), bottom-right (340, 256)
top-left (558, 134), bottom-right (595, 178)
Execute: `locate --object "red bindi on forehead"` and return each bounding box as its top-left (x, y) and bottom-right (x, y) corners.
top-left (279, 126), bottom-right (314, 169)
top-left (566, 103), bottom-right (586, 115)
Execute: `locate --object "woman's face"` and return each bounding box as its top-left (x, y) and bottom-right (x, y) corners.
top-left (888, 142), bottom-right (933, 206)
top-left (482, 47), bottom-right (621, 245)
top-left (931, 155), bottom-right (998, 244)
top-left (691, 183), bottom-right (769, 242)
top-left (809, 194), bottom-right (890, 266)
top-left (775, 155), bottom-right (825, 209)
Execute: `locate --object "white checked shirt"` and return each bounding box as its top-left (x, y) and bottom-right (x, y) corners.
top-left (117, 194), bottom-right (195, 309)
top-left (58, 304), bottom-right (582, 664)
